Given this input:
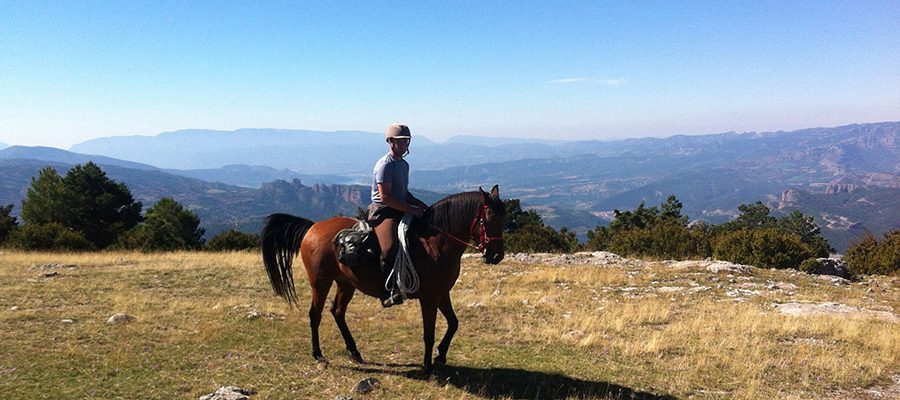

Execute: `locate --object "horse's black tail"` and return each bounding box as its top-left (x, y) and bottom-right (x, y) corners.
top-left (260, 213), bottom-right (316, 306)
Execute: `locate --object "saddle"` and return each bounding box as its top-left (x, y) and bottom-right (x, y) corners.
top-left (333, 219), bottom-right (380, 268)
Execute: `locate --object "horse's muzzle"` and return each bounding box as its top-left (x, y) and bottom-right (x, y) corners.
top-left (483, 252), bottom-right (504, 265)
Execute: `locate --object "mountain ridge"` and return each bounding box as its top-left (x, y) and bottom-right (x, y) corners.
top-left (2, 121), bottom-right (897, 252)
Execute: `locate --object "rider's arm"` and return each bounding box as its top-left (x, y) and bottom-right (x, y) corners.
top-left (378, 182), bottom-right (424, 216)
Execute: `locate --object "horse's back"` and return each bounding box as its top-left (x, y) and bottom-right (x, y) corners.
top-left (301, 216), bottom-right (358, 254)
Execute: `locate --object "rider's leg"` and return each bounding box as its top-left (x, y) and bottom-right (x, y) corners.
top-left (374, 216), bottom-right (403, 307)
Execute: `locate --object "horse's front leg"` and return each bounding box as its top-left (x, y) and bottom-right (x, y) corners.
top-left (419, 297), bottom-right (438, 371)
top-left (434, 294), bottom-right (458, 366)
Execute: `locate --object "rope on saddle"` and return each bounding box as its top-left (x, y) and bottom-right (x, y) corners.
top-left (386, 213), bottom-right (419, 297)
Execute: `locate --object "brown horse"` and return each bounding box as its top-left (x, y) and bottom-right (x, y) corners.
top-left (260, 185), bottom-right (505, 371)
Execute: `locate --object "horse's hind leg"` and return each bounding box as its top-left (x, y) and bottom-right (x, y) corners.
top-left (435, 294), bottom-right (458, 366)
top-left (309, 278), bottom-right (332, 365)
top-left (331, 281), bottom-right (363, 364)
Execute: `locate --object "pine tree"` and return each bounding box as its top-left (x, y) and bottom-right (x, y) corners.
top-left (21, 167), bottom-right (68, 225)
top-left (0, 204), bottom-right (18, 245)
top-left (122, 197), bottom-right (204, 251)
top-left (61, 162), bottom-right (143, 248)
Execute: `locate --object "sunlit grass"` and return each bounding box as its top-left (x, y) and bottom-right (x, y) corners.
top-left (0, 250), bottom-right (897, 399)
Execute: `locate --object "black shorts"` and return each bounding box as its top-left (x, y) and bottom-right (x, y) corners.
top-left (367, 204), bottom-right (403, 227)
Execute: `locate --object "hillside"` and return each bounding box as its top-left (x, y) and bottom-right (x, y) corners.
top-left (0, 157), bottom-right (446, 238)
top-left (3, 122), bottom-right (898, 252)
top-left (1, 251), bottom-right (897, 399)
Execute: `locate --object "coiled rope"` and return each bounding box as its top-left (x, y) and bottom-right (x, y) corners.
top-left (385, 213), bottom-right (419, 298)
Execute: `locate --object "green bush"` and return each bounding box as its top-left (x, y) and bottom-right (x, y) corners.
top-left (712, 228), bottom-right (815, 269)
top-left (114, 198), bottom-right (204, 252)
top-left (845, 230), bottom-right (899, 276)
top-left (505, 223), bottom-right (578, 253)
top-left (799, 258), bottom-right (822, 274)
top-left (503, 199), bottom-right (578, 253)
top-left (205, 229), bottom-right (259, 251)
top-left (8, 223), bottom-right (93, 251)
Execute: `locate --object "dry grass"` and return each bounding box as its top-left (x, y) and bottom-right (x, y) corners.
top-left (0, 251), bottom-right (897, 399)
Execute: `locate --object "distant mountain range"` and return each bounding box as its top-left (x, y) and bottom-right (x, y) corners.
top-left (2, 121), bottom-right (898, 252)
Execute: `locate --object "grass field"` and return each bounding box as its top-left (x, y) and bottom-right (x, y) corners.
top-left (0, 251), bottom-right (897, 399)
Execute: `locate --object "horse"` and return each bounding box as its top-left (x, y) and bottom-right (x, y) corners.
top-left (260, 185), bottom-right (505, 371)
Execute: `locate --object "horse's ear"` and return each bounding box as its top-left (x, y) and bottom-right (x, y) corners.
top-left (490, 184), bottom-right (500, 198)
top-left (479, 186), bottom-right (489, 202)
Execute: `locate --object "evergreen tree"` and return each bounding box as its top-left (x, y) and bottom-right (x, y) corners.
top-left (61, 162), bottom-right (142, 248)
top-left (20, 163), bottom-right (142, 249)
top-left (0, 204), bottom-right (19, 246)
top-left (778, 210), bottom-right (832, 257)
top-left (126, 197), bottom-right (205, 251)
top-left (609, 202), bottom-right (659, 232)
top-left (502, 199), bottom-right (577, 253)
top-left (720, 201), bottom-right (777, 231)
top-left (21, 167), bottom-right (68, 225)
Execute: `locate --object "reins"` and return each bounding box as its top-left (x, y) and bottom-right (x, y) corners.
top-left (431, 204), bottom-right (503, 252)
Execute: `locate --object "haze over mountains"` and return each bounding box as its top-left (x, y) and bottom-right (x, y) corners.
top-left (2, 121), bottom-right (898, 253)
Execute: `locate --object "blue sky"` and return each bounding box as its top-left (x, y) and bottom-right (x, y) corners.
top-left (1, 1), bottom-right (898, 148)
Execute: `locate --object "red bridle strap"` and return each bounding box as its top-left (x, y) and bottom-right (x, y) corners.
top-left (433, 204), bottom-right (503, 251)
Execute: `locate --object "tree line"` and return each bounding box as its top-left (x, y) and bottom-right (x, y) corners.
top-left (0, 163), bottom-right (895, 276)
top-left (0, 163), bottom-right (257, 252)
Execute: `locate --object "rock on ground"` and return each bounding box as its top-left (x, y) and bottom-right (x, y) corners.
top-left (353, 377), bottom-right (381, 394)
top-left (106, 313), bottom-right (135, 325)
top-left (772, 302), bottom-right (899, 323)
top-left (199, 386), bottom-right (256, 400)
top-left (506, 252), bottom-right (645, 267)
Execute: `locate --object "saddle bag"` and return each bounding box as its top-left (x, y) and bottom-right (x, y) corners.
top-left (333, 220), bottom-right (379, 268)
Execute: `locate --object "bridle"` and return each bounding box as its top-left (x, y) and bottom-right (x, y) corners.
top-left (434, 204), bottom-right (503, 252)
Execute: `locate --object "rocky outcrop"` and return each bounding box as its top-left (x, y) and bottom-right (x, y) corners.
top-left (825, 183), bottom-right (858, 194)
top-left (804, 258), bottom-right (851, 279)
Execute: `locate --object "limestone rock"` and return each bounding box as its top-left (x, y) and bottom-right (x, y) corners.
top-left (199, 386), bottom-right (256, 400)
top-left (107, 313), bottom-right (135, 325)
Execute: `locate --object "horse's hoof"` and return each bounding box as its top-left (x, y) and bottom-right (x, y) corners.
top-left (349, 351), bottom-right (365, 364)
top-left (434, 354), bottom-right (447, 366)
top-left (315, 358), bottom-right (329, 370)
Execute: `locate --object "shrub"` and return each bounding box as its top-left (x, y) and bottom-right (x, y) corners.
top-left (799, 258), bottom-right (822, 274)
top-left (8, 223), bottom-right (93, 251)
top-left (205, 230), bottom-right (259, 251)
top-left (0, 204), bottom-right (18, 246)
top-left (712, 228), bottom-right (815, 269)
top-left (503, 199), bottom-right (578, 253)
top-left (115, 198), bottom-right (204, 251)
top-left (845, 230), bottom-right (900, 276)
top-left (505, 223), bottom-right (578, 253)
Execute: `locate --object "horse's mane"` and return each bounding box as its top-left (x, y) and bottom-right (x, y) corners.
top-left (426, 191), bottom-right (502, 235)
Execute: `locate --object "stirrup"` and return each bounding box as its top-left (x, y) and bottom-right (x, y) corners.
top-left (381, 291), bottom-right (404, 308)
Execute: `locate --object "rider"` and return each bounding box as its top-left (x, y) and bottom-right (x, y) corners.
top-left (368, 123), bottom-right (427, 308)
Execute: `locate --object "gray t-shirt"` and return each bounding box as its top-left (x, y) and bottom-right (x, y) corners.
top-left (371, 153), bottom-right (409, 205)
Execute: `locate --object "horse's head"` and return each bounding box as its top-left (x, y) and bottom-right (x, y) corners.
top-left (477, 185), bottom-right (505, 264)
